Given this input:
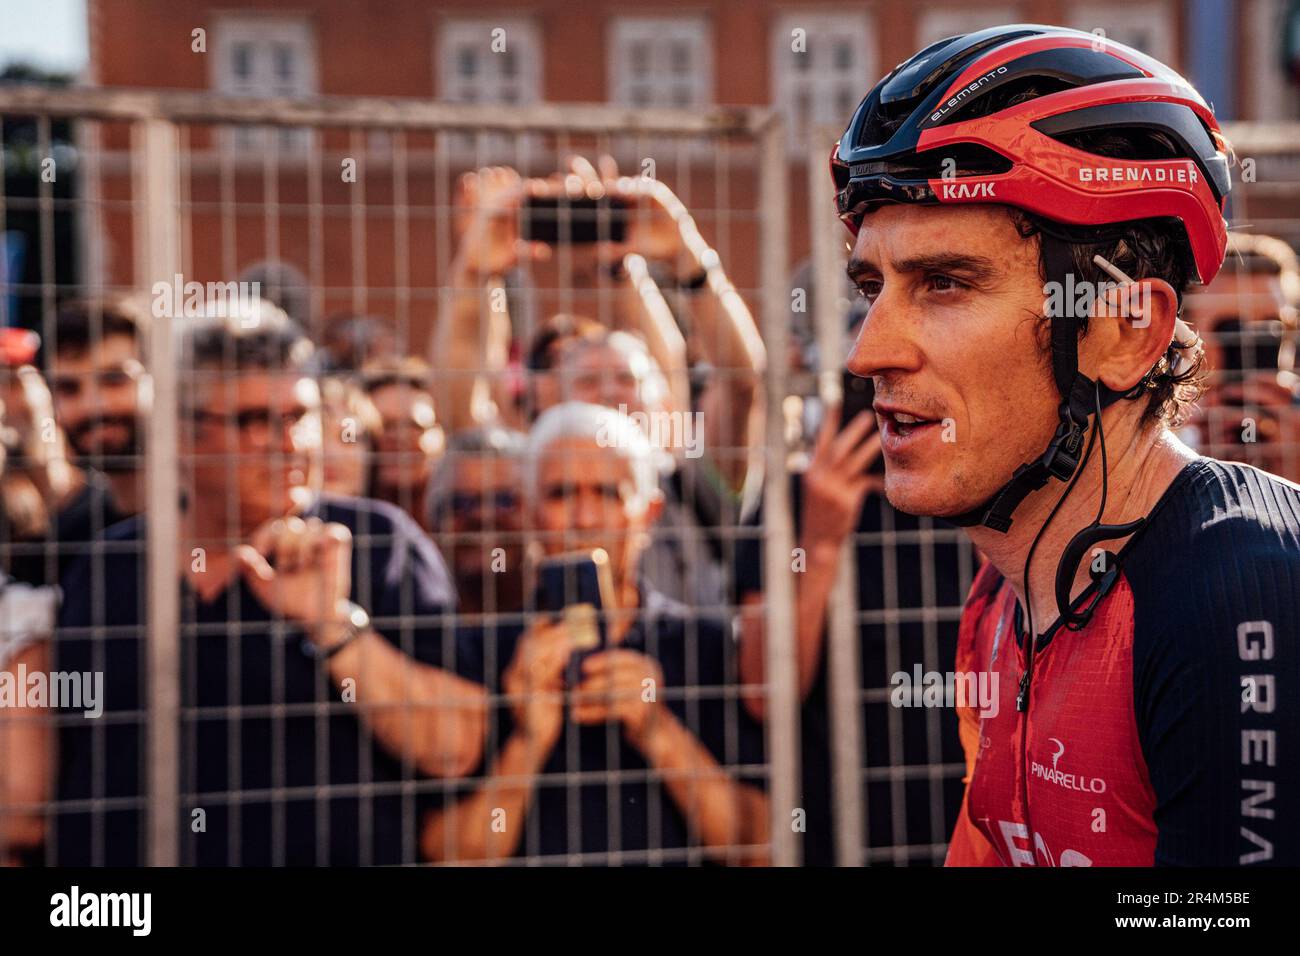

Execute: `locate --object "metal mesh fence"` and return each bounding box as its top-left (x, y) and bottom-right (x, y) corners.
top-left (0, 88), bottom-right (802, 867)
top-left (1, 85), bottom-right (1299, 868)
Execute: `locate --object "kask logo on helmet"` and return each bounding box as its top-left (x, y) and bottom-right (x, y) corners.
top-left (939, 181), bottom-right (996, 200)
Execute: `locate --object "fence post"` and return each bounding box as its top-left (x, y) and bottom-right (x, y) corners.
top-left (757, 114), bottom-right (800, 867)
top-left (809, 127), bottom-right (866, 867)
top-left (134, 117), bottom-right (181, 867)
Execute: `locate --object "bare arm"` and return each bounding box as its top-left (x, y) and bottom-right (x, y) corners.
top-left (737, 541), bottom-right (843, 721)
top-left (0, 641), bottom-right (51, 863)
top-left (615, 254), bottom-right (691, 419)
top-left (572, 648), bottom-right (768, 865)
top-left (433, 167), bottom-right (548, 434)
top-left (420, 729), bottom-right (551, 863)
top-left (614, 174), bottom-right (766, 490)
top-left (236, 518), bottom-right (487, 780)
top-left (636, 710), bottom-right (770, 865)
top-left (433, 275), bottom-right (508, 435)
top-left (325, 630), bottom-right (487, 779)
top-left (421, 617), bottom-right (570, 862)
top-left (673, 247), bottom-right (767, 492)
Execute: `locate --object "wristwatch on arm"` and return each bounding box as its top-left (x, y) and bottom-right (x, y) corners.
top-left (302, 600), bottom-right (371, 660)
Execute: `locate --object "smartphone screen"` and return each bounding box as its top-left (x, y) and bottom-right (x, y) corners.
top-left (522, 196), bottom-right (629, 245)
top-left (534, 549), bottom-right (615, 683)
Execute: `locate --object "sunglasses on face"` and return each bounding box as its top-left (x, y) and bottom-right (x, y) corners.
top-left (446, 490), bottom-right (521, 515)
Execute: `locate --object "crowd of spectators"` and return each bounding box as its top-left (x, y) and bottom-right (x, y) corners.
top-left (0, 158), bottom-right (1296, 866)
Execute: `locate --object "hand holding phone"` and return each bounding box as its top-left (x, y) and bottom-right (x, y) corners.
top-left (522, 196), bottom-right (630, 246)
top-left (534, 549), bottom-right (616, 685)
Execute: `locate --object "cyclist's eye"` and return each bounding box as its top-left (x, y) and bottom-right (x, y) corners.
top-left (855, 280), bottom-right (882, 301)
top-left (928, 274), bottom-right (968, 293)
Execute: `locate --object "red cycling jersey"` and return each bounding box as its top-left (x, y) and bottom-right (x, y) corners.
top-left (947, 459), bottom-right (1299, 867)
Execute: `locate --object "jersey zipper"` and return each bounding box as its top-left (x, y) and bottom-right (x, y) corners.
top-left (1017, 623), bottom-right (1037, 860)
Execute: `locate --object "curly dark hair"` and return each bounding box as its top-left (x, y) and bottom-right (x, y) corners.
top-left (1008, 202), bottom-right (1209, 428)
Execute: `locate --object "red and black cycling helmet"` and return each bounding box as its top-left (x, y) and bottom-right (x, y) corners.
top-left (830, 23), bottom-right (1231, 286)
top-left (831, 25), bottom-right (1234, 540)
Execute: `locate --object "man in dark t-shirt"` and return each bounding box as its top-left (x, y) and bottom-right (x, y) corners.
top-left (421, 402), bottom-right (767, 865)
top-left (3, 470), bottom-right (125, 587)
top-left (54, 494), bottom-right (469, 865)
top-left (51, 305), bottom-right (482, 866)
top-left (440, 589), bottom-right (764, 864)
top-left (9, 298), bottom-right (149, 586)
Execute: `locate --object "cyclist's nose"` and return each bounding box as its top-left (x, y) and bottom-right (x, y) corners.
top-left (846, 290), bottom-right (924, 382)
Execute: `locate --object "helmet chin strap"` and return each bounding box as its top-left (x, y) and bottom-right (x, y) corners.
top-left (946, 234), bottom-right (1149, 646)
top-left (948, 232), bottom-right (1123, 533)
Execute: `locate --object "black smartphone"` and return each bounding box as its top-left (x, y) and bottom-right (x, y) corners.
top-left (535, 548), bottom-right (616, 684)
top-left (839, 369), bottom-right (885, 475)
top-left (522, 196), bottom-right (629, 245)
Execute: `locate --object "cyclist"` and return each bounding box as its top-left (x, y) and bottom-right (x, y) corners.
top-left (831, 24), bottom-right (1298, 865)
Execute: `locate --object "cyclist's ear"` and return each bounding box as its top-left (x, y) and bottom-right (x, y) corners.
top-left (1088, 276), bottom-right (1179, 395)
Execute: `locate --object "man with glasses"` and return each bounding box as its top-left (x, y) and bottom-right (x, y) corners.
top-left (53, 302), bottom-right (486, 865)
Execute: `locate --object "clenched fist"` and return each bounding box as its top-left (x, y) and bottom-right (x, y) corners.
top-left (236, 515), bottom-right (354, 644)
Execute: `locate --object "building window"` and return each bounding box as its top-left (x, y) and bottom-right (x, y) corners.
top-left (212, 17), bottom-right (317, 153)
top-left (1065, 2), bottom-right (1175, 67)
top-left (438, 18), bottom-right (542, 159)
top-left (439, 18), bottom-right (541, 106)
top-left (771, 13), bottom-right (875, 152)
top-left (609, 17), bottom-right (712, 109)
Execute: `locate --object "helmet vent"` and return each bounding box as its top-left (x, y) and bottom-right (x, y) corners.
top-left (931, 75), bottom-right (1075, 127)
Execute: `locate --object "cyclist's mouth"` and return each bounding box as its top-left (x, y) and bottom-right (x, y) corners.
top-left (876, 405), bottom-right (942, 453)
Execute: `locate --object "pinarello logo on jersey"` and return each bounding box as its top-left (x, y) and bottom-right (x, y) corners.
top-left (1030, 737), bottom-right (1107, 794)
